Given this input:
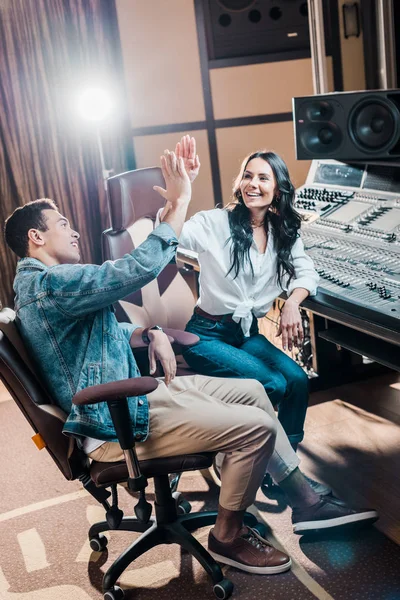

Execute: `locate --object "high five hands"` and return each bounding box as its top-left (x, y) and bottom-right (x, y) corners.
top-left (175, 135), bottom-right (201, 183)
top-left (154, 136), bottom-right (200, 228)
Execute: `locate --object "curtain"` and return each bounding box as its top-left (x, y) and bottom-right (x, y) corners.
top-left (0, 0), bottom-right (134, 308)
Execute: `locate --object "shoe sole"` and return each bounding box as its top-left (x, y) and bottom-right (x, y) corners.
top-left (208, 551), bottom-right (292, 575)
top-left (293, 510), bottom-right (378, 534)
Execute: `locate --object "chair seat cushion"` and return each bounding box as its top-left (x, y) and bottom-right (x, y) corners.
top-left (90, 452), bottom-right (214, 487)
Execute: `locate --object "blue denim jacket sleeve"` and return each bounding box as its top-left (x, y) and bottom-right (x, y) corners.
top-left (44, 224), bottom-right (178, 317)
top-left (118, 322), bottom-right (140, 342)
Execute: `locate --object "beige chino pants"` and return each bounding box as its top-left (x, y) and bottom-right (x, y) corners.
top-left (89, 375), bottom-right (299, 511)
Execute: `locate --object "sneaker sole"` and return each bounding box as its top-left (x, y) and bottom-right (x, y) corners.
top-left (208, 551), bottom-right (292, 575)
top-left (293, 510), bottom-right (378, 534)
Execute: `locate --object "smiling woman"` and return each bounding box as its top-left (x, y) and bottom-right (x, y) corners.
top-left (227, 151), bottom-right (302, 286)
top-left (158, 136), bottom-right (323, 493)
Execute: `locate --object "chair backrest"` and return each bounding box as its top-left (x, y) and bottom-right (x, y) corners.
top-left (103, 167), bottom-right (196, 329)
top-left (0, 317), bottom-right (88, 481)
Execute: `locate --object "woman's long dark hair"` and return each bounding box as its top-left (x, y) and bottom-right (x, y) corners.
top-left (226, 150), bottom-right (302, 287)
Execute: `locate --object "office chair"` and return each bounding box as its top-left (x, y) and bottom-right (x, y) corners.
top-left (0, 317), bottom-right (258, 599)
top-left (102, 166), bottom-right (198, 374)
top-left (103, 166), bottom-right (199, 493)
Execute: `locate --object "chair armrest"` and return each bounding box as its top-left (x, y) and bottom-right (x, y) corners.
top-left (162, 328), bottom-right (199, 354)
top-left (72, 377), bottom-right (158, 406)
top-left (72, 377), bottom-right (159, 494)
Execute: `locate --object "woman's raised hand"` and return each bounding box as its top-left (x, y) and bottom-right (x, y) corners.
top-left (175, 135), bottom-right (200, 183)
top-left (153, 150), bottom-right (191, 208)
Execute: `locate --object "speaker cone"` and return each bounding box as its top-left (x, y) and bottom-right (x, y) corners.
top-left (299, 122), bottom-right (343, 155)
top-left (306, 101), bottom-right (334, 121)
top-left (349, 99), bottom-right (400, 152)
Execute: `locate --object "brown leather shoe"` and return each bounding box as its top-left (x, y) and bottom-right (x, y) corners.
top-left (208, 527), bottom-right (291, 575)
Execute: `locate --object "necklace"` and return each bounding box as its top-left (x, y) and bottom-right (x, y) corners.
top-left (250, 219), bottom-right (265, 229)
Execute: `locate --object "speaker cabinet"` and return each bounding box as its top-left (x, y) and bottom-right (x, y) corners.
top-left (202, 0), bottom-right (331, 60)
top-left (293, 91), bottom-right (400, 160)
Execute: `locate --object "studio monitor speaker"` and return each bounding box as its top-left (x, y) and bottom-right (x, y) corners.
top-left (293, 90), bottom-right (400, 160)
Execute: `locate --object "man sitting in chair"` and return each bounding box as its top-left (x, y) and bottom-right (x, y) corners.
top-left (4, 151), bottom-right (377, 576)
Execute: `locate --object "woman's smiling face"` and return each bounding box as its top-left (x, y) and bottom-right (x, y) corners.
top-left (239, 157), bottom-right (278, 210)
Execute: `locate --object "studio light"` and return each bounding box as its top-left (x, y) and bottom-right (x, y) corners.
top-left (76, 87), bottom-right (114, 189)
top-left (76, 87), bottom-right (113, 122)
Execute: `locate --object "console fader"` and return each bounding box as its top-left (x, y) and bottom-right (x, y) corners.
top-left (296, 160), bottom-right (400, 326)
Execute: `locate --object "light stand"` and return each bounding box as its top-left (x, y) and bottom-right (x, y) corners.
top-left (77, 87), bottom-right (114, 190)
top-left (96, 128), bottom-right (114, 191)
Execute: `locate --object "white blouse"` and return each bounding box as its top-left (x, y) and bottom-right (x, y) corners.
top-left (161, 208), bottom-right (319, 337)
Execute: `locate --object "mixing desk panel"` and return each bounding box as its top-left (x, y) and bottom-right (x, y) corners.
top-left (297, 160), bottom-right (400, 331)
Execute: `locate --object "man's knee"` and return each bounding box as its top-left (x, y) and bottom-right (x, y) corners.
top-left (239, 378), bottom-right (281, 419)
top-left (245, 407), bottom-right (277, 446)
top-left (262, 412), bottom-right (277, 437)
top-left (244, 378), bottom-right (267, 400)
top-left (240, 378), bottom-right (280, 416)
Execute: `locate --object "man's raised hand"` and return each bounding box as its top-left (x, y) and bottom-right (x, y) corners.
top-left (153, 150), bottom-right (191, 208)
top-left (153, 150), bottom-right (191, 237)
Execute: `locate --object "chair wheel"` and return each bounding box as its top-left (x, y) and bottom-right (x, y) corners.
top-left (104, 585), bottom-right (124, 600)
top-left (89, 534), bottom-right (108, 552)
top-left (251, 521), bottom-right (267, 538)
top-left (172, 491), bottom-right (192, 515)
top-left (172, 491), bottom-right (182, 503)
top-left (213, 578), bottom-right (234, 599)
top-left (177, 499), bottom-right (192, 515)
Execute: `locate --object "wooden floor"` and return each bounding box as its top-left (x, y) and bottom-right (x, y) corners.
top-left (259, 305), bottom-right (400, 545)
top-left (1, 369), bottom-right (399, 546)
top-left (301, 370), bottom-right (400, 545)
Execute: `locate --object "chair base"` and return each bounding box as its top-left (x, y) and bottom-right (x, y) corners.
top-left (90, 509), bottom-right (258, 595)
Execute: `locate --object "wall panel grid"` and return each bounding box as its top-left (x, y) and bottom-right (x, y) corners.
top-left (116, 0), bottom-right (206, 128)
top-left (210, 58), bottom-right (314, 120)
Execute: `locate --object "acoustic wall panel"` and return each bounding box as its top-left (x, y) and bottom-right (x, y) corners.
top-left (116, 0), bottom-right (206, 128)
top-left (216, 122), bottom-right (310, 205)
top-left (210, 58), bottom-right (333, 119)
top-left (133, 130), bottom-right (214, 217)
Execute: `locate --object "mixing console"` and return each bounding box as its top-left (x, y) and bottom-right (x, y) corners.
top-left (297, 160), bottom-right (400, 327)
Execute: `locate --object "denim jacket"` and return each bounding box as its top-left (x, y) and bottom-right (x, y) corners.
top-left (13, 223), bottom-right (178, 442)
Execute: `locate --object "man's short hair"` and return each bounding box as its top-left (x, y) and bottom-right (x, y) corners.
top-left (4, 199), bottom-right (58, 258)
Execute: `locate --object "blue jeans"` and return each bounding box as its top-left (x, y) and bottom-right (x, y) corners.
top-left (183, 312), bottom-right (309, 446)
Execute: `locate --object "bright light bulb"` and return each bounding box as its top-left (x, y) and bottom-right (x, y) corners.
top-left (77, 88), bottom-right (112, 121)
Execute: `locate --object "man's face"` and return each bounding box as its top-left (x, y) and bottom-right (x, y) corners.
top-left (31, 209), bottom-right (80, 264)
